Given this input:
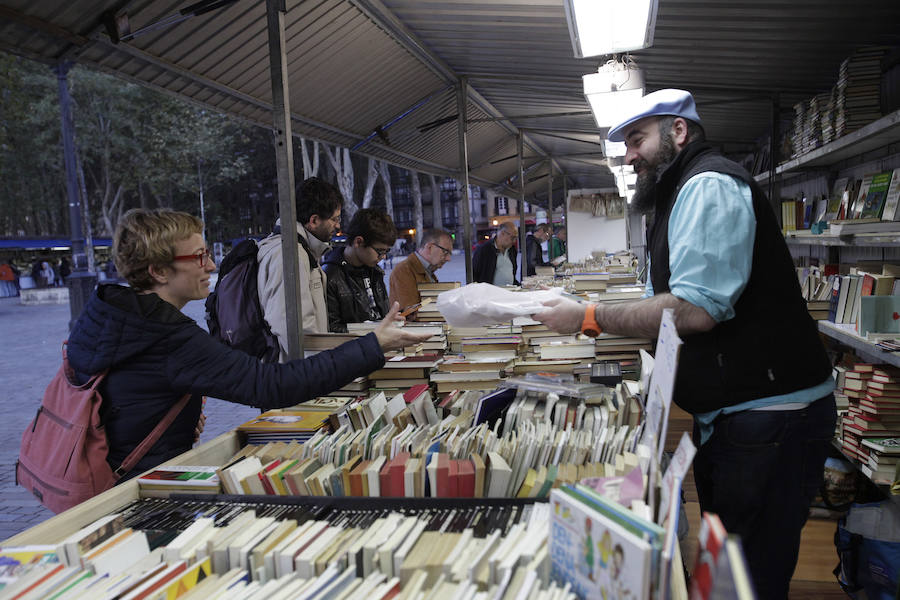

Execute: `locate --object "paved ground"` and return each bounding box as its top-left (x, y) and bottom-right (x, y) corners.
top-left (0, 251), bottom-right (468, 541)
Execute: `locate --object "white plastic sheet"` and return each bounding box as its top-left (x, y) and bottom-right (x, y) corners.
top-left (435, 282), bottom-right (563, 327)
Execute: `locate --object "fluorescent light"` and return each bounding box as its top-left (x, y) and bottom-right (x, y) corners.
top-left (604, 139), bottom-right (627, 158)
top-left (564, 0), bottom-right (659, 58)
top-left (583, 59), bottom-right (644, 127)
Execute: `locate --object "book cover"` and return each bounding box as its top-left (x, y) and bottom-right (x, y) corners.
top-left (882, 168), bottom-right (900, 221)
top-left (236, 410), bottom-right (332, 434)
top-left (549, 488), bottom-right (652, 600)
top-left (860, 171), bottom-right (894, 219)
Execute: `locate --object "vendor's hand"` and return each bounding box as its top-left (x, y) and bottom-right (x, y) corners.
top-left (532, 296), bottom-right (586, 334)
top-left (373, 302), bottom-right (433, 352)
top-left (194, 411), bottom-right (207, 442)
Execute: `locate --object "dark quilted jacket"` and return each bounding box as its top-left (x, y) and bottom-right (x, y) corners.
top-left (67, 284), bottom-right (385, 476)
top-left (321, 246), bottom-right (389, 333)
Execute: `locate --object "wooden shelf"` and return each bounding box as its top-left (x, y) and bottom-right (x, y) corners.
top-left (818, 320), bottom-right (900, 367)
top-left (755, 108), bottom-right (900, 184)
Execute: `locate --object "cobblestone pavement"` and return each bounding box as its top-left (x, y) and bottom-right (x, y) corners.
top-left (0, 251), bottom-right (468, 541)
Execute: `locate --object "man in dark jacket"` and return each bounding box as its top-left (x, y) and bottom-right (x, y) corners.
top-left (524, 223), bottom-right (551, 276)
top-left (321, 208), bottom-right (394, 332)
top-left (66, 209), bottom-right (429, 477)
top-left (472, 222), bottom-right (518, 285)
top-left (535, 89), bottom-right (835, 599)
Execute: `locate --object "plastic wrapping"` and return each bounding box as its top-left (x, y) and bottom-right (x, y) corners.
top-left (436, 282), bottom-right (563, 327)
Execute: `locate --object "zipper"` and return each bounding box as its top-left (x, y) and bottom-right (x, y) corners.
top-left (37, 406), bottom-right (74, 430)
top-left (16, 461), bottom-right (70, 497)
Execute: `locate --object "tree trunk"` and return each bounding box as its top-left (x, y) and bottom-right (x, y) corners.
top-left (378, 161), bottom-right (394, 220)
top-left (410, 170), bottom-right (424, 246)
top-left (429, 174), bottom-right (442, 230)
top-left (362, 157), bottom-right (378, 208)
top-left (300, 138), bottom-right (320, 178)
top-left (76, 151), bottom-right (95, 273)
top-left (326, 145), bottom-right (356, 221)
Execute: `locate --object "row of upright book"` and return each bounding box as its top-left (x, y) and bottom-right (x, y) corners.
top-left (781, 168), bottom-right (900, 235)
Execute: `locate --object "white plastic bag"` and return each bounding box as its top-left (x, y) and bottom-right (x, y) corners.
top-left (436, 282), bottom-right (563, 327)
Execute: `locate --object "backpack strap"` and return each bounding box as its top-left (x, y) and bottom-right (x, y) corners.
top-left (114, 392), bottom-right (192, 479)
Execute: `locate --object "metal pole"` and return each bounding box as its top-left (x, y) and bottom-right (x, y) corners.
top-left (517, 131), bottom-right (527, 279)
top-left (198, 160), bottom-right (206, 239)
top-left (768, 93), bottom-right (780, 221)
top-left (266, 0), bottom-right (303, 360)
top-left (456, 77), bottom-right (473, 283)
top-left (55, 61), bottom-right (96, 329)
top-left (563, 176), bottom-right (569, 261)
top-left (547, 161), bottom-right (554, 260)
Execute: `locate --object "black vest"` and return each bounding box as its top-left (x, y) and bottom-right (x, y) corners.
top-left (647, 142), bottom-right (831, 414)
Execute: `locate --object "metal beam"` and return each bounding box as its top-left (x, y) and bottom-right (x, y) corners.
top-left (457, 77), bottom-right (473, 283)
top-left (518, 132), bottom-right (527, 280)
top-left (467, 110), bottom-right (592, 123)
top-left (266, 0), bottom-right (303, 360)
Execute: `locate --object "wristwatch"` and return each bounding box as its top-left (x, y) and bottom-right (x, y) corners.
top-left (581, 303), bottom-right (601, 338)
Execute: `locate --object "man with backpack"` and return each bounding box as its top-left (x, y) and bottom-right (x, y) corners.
top-left (257, 177), bottom-right (342, 362)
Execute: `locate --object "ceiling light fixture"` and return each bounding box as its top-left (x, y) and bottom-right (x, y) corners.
top-left (583, 57), bottom-right (645, 128)
top-left (564, 0), bottom-right (659, 58)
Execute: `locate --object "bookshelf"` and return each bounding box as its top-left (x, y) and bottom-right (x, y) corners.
top-left (817, 320), bottom-right (900, 368)
top-left (784, 232), bottom-right (900, 248)
top-left (755, 107), bottom-right (900, 185)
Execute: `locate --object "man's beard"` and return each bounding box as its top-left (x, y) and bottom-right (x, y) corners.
top-left (630, 134), bottom-right (678, 215)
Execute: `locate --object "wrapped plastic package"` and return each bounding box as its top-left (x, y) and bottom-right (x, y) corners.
top-left (436, 282), bottom-right (563, 327)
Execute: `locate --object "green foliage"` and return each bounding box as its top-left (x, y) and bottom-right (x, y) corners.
top-left (0, 52), bottom-right (265, 239)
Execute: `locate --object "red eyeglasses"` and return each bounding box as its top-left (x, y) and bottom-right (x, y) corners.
top-left (173, 248), bottom-right (212, 267)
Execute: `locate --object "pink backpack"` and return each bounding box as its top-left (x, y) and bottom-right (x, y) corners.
top-left (16, 345), bottom-right (189, 513)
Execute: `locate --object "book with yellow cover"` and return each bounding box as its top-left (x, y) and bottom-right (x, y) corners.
top-left (236, 410), bottom-right (332, 434)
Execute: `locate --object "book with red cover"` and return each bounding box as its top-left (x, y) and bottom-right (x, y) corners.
top-left (457, 460), bottom-right (475, 497)
top-left (689, 512), bottom-right (728, 600)
top-left (379, 452), bottom-right (410, 497)
top-left (257, 460), bottom-right (281, 495)
top-left (434, 454), bottom-right (451, 498)
top-left (447, 459), bottom-right (459, 498)
top-left (383, 354), bottom-right (441, 369)
top-left (403, 383), bottom-right (431, 404)
top-left (348, 460), bottom-right (371, 497)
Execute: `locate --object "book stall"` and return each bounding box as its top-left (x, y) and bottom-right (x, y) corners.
top-left (1, 266), bottom-right (756, 599)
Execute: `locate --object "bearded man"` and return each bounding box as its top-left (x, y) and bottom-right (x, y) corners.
top-left (534, 89), bottom-right (836, 600)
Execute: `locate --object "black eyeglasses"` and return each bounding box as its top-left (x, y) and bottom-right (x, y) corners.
top-left (432, 242), bottom-right (451, 257)
top-left (173, 248), bottom-right (212, 267)
top-left (370, 245), bottom-right (391, 257)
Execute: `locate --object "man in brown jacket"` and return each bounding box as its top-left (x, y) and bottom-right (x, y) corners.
top-left (388, 228), bottom-right (453, 320)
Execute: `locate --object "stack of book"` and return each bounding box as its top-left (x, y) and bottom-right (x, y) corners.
top-left (367, 354), bottom-right (440, 393)
top-left (446, 323), bottom-right (522, 353)
top-left (415, 282), bottom-right (460, 321)
top-left (571, 272), bottom-right (608, 294)
top-left (859, 437), bottom-right (900, 485)
top-left (236, 408), bottom-right (335, 445)
top-left (835, 46), bottom-right (887, 137)
top-left (136, 465), bottom-right (221, 498)
top-left (840, 364), bottom-right (900, 467)
top-left (790, 100), bottom-right (806, 159)
top-left (459, 335), bottom-right (521, 362)
top-left (429, 356), bottom-right (509, 393)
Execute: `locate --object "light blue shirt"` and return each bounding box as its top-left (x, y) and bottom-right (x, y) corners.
top-left (492, 248), bottom-right (515, 287)
top-left (645, 172), bottom-right (834, 444)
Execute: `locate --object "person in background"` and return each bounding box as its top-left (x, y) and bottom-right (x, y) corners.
top-left (0, 261), bottom-right (15, 297)
top-left (257, 177), bottom-right (341, 362)
top-left (472, 221), bottom-right (518, 286)
top-left (57, 256), bottom-right (71, 286)
top-left (388, 228), bottom-right (453, 320)
top-left (524, 223), bottom-right (551, 276)
top-left (39, 261), bottom-right (55, 288)
top-left (66, 208), bottom-right (430, 479)
top-left (549, 225), bottom-right (567, 262)
top-left (30, 260), bottom-right (41, 288)
top-left (321, 208), bottom-right (394, 333)
top-left (534, 89), bottom-right (834, 600)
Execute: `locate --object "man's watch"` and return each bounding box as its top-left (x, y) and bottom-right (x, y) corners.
top-left (581, 303), bottom-right (601, 337)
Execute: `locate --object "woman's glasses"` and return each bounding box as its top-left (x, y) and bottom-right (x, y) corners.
top-left (173, 248), bottom-right (212, 267)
